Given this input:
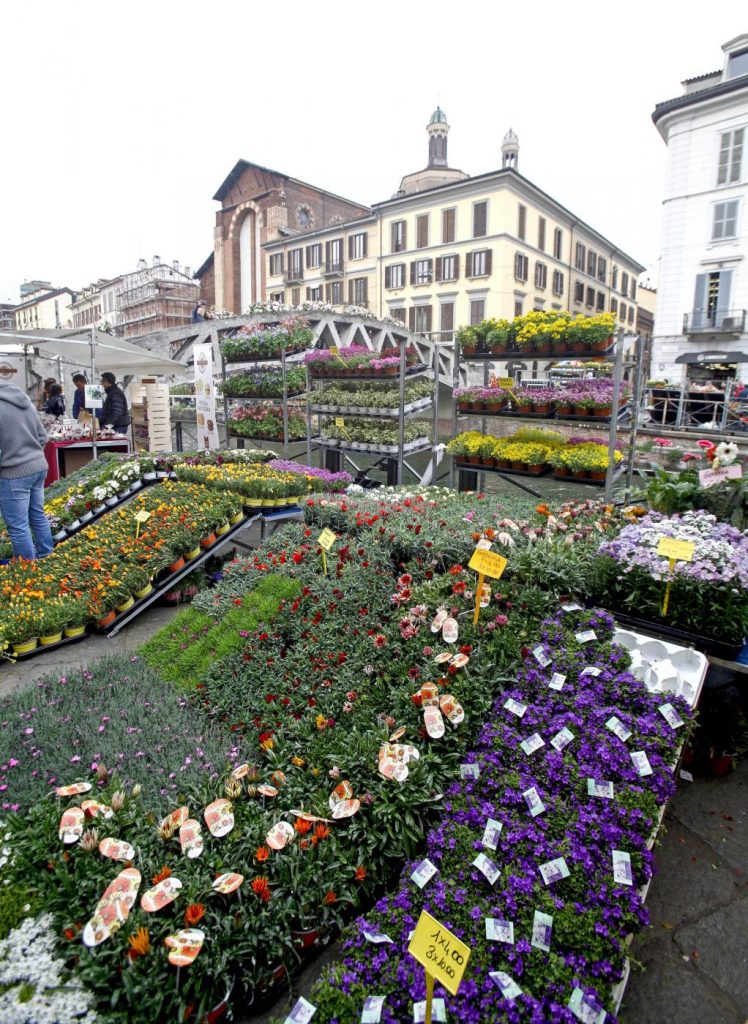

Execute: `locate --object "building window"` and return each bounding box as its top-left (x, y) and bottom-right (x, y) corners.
top-left (384, 263), bottom-right (406, 289)
top-left (466, 250), bottom-right (492, 277)
top-left (306, 285), bottom-right (323, 301)
top-left (325, 281), bottom-right (343, 304)
top-left (727, 48), bottom-right (748, 79)
top-left (552, 270), bottom-right (564, 295)
top-left (442, 208), bottom-right (456, 243)
top-left (596, 291), bottom-right (605, 312)
top-left (574, 242), bottom-right (586, 271)
top-left (473, 201), bottom-right (488, 238)
top-left (553, 227), bottom-right (563, 260)
top-left (518, 204), bottom-right (526, 241)
top-left (288, 248), bottom-right (303, 279)
top-left (611, 265), bottom-right (618, 290)
top-left (717, 128), bottom-right (744, 186)
top-left (269, 254), bottom-right (283, 276)
top-left (390, 306), bottom-right (406, 324)
top-left (574, 280), bottom-right (584, 304)
top-left (291, 287), bottom-right (301, 305)
top-left (411, 258), bottom-right (433, 285)
top-left (416, 215), bottom-right (429, 249)
top-left (514, 252), bottom-right (528, 282)
top-left (587, 250), bottom-right (597, 278)
top-left (412, 305), bottom-right (433, 334)
top-left (514, 298), bottom-right (524, 317)
top-left (436, 254), bottom-right (458, 282)
top-left (712, 199), bottom-right (739, 239)
top-left (349, 277), bottom-right (368, 307)
top-left (349, 232), bottom-right (368, 259)
top-left (610, 297), bottom-right (618, 314)
top-left (440, 301), bottom-right (455, 334)
top-left (270, 291), bottom-right (284, 304)
top-left (585, 286), bottom-right (595, 307)
top-left (325, 239), bottom-right (343, 272)
top-left (597, 256), bottom-right (606, 283)
top-left (627, 305), bottom-right (634, 324)
top-left (620, 301), bottom-right (627, 321)
top-left (692, 269), bottom-right (734, 329)
top-left (537, 217), bottom-right (546, 252)
top-left (391, 220), bottom-right (407, 253)
top-left (470, 299), bottom-right (485, 324)
top-left (621, 271), bottom-right (629, 295)
top-left (534, 261), bottom-right (547, 289)
top-left (630, 278), bottom-right (636, 300)
top-left (306, 243), bottom-right (322, 269)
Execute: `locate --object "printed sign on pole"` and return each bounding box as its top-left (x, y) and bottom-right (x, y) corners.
top-left (85, 384), bottom-right (105, 409)
top-left (408, 909), bottom-right (471, 1016)
top-left (194, 343), bottom-right (220, 451)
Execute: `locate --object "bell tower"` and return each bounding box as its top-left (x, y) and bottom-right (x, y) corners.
top-left (427, 107), bottom-right (449, 168)
top-left (502, 127), bottom-right (519, 170)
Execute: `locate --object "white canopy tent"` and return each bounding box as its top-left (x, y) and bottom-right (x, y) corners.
top-left (0, 327), bottom-right (185, 380)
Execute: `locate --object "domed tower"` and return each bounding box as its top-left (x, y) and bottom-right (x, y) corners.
top-left (397, 107), bottom-right (469, 196)
top-left (502, 128), bottom-right (519, 170)
top-left (427, 106), bottom-right (449, 168)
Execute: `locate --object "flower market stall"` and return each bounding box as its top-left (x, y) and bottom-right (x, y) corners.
top-left (0, 474), bottom-right (738, 1024)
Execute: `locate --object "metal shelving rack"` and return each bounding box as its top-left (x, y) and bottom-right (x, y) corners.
top-left (305, 336), bottom-right (441, 486)
top-left (219, 341), bottom-right (308, 458)
top-left (449, 330), bottom-right (642, 501)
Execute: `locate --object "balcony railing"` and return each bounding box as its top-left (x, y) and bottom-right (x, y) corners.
top-left (322, 261), bottom-right (344, 277)
top-left (284, 267), bottom-right (304, 285)
top-left (683, 309), bottom-right (745, 333)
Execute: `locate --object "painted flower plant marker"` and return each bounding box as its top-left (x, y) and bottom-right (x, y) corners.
top-left (141, 876), bottom-right (182, 913)
top-left (204, 799), bottom-right (234, 837)
top-left (59, 806), bottom-right (85, 844)
top-left (180, 819), bottom-right (204, 859)
top-left (165, 928), bottom-right (205, 967)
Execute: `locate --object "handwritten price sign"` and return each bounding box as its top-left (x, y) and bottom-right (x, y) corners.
top-left (656, 537), bottom-right (694, 562)
top-left (317, 528), bottom-right (336, 576)
top-left (408, 910), bottom-right (471, 1017)
top-left (468, 549), bottom-right (508, 579)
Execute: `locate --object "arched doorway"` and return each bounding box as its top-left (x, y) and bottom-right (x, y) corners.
top-left (239, 211), bottom-right (255, 314)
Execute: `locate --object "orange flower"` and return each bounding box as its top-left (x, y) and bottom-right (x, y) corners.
top-left (151, 865), bottom-right (172, 884)
top-left (128, 926), bottom-right (151, 960)
top-left (312, 824), bottom-right (330, 845)
top-left (184, 902), bottom-right (205, 926)
top-left (294, 818), bottom-right (312, 835)
top-left (251, 876), bottom-right (271, 902)
top-left (255, 845), bottom-right (270, 862)
top-left (323, 890), bottom-right (337, 905)
top-left (354, 865), bottom-right (367, 882)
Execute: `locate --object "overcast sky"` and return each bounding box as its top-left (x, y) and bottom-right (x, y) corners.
top-left (1, 0), bottom-right (745, 305)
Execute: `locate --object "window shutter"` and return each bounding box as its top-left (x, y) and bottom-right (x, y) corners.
top-left (485, 250), bottom-right (492, 276)
top-left (325, 241), bottom-right (331, 265)
top-left (441, 302), bottom-right (454, 333)
top-left (408, 307), bottom-right (416, 332)
top-left (426, 258), bottom-right (433, 281)
top-left (716, 269), bottom-right (733, 314)
top-left (348, 236), bottom-right (354, 260)
top-left (305, 246), bottom-right (311, 267)
top-left (348, 280), bottom-right (354, 304)
top-left (474, 202), bottom-right (487, 237)
top-left (402, 222), bottom-right (407, 251)
top-left (362, 234), bottom-right (368, 258)
top-left (435, 257), bottom-right (443, 282)
top-left (305, 287), bottom-right (310, 300)
top-left (465, 252), bottom-right (473, 277)
top-left (385, 266), bottom-right (391, 289)
top-left (424, 306), bottom-right (433, 333)
top-left (391, 223), bottom-right (397, 253)
top-left (363, 278), bottom-right (368, 305)
top-left (410, 261), bottom-right (416, 285)
top-left (453, 255), bottom-right (460, 280)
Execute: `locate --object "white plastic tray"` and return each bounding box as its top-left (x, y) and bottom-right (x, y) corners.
top-left (612, 628), bottom-right (708, 711)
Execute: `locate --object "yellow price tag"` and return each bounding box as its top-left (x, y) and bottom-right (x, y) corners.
top-left (656, 537), bottom-right (694, 562)
top-left (468, 549), bottom-right (508, 580)
top-left (335, 417), bottom-right (346, 428)
top-left (318, 528), bottom-right (337, 552)
top-left (496, 377), bottom-right (515, 388)
top-left (329, 346), bottom-right (339, 357)
top-left (134, 511), bottom-right (151, 524)
top-left (408, 910), bottom-right (471, 997)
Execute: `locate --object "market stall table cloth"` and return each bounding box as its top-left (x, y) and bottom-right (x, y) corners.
top-left (44, 438), bottom-right (130, 487)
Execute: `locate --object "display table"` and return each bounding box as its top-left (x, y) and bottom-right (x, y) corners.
top-left (44, 438), bottom-right (130, 486)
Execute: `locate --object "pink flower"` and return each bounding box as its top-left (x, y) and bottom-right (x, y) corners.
top-left (697, 439), bottom-right (715, 449)
top-left (494, 614), bottom-right (509, 627)
top-left (23, 728), bottom-right (33, 735)
top-left (422, 646), bottom-right (433, 657)
top-left (653, 438), bottom-right (673, 447)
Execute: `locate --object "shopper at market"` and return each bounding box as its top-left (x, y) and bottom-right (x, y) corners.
top-left (97, 372), bottom-right (130, 432)
top-left (0, 382), bottom-right (54, 560)
top-left (37, 377), bottom-right (57, 409)
top-left (43, 383), bottom-right (65, 417)
top-left (71, 373), bottom-right (87, 418)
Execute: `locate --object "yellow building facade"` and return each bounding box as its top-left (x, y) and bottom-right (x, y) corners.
top-left (263, 116), bottom-right (643, 336)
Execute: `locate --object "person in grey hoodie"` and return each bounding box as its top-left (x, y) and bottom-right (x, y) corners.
top-left (0, 383), bottom-right (54, 560)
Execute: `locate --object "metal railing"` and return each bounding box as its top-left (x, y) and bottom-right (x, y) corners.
top-left (683, 309), bottom-right (745, 333)
top-left (283, 267), bottom-right (304, 285)
top-left (645, 380), bottom-right (748, 432)
top-left (322, 261), bottom-right (344, 276)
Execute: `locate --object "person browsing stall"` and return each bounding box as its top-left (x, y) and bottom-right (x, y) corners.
top-left (96, 372), bottom-right (130, 433)
top-left (0, 382), bottom-right (54, 560)
top-left (71, 373), bottom-right (87, 418)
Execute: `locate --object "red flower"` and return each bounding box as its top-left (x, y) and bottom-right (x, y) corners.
top-left (251, 877), bottom-right (271, 902)
top-left (452, 582), bottom-right (466, 595)
top-left (255, 846), bottom-right (270, 861)
top-left (354, 865), bottom-right (367, 882)
top-left (373, 634), bottom-right (387, 648)
top-left (322, 890), bottom-right (337, 905)
top-left (294, 818), bottom-right (312, 834)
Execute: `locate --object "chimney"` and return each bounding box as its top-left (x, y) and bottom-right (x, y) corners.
top-left (153, 255), bottom-right (160, 267)
top-left (184, 266), bottom-right (192, 278)
top-left (138, 258), bottom-right (147, 271)
top-left (172, 260), bottom-right (180, 272)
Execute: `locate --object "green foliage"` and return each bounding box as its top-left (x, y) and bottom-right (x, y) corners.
top-left (0, 884), bottom-right (41, 940)
top-left (139, 574), bottom-right (301, 690)
top-left (640, 468), bottom-right (748, 528)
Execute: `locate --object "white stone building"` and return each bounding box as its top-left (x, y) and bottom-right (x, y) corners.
top-left (652, 34), bottom-right (748, 386)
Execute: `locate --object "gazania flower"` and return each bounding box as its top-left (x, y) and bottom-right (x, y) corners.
top-left (128, 927), bottom-right (150, 960)
top-left (151, 865), bottom-right (172, 884)
top-left (294, 818), bottom-right (312, 835)
top-left (312, 824), bottom-right (330, 844)
top-left (251, 877), bottom-right (271, 902)
top-left (255, 845), bottom-right (270, 861)
top-left (184, 903), bottom-right (205, 926)
top-left (354, 865), bottom-right (367, 882)
top-left (323, 890), bottom-right (337, 905)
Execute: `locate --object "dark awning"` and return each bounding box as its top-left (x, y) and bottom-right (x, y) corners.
top-left (675, 350), bottom-right (748, 364)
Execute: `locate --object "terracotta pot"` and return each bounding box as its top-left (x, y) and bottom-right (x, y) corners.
top-left (97, 611), bottom-right (117, 628)
top-left (200, 532), bottom-right (217, 548)
top-left (709, 753), bottom-right (734, 777)
top-left (589, 470), bottom-right (606, 481)
top-left (511, 460), bottom-right (527, 471)
top-left (462, 346), bottom-right (477, 357)
top-left (553, 466), bottom-right (571, 478)
top-left (481, 457), bottom-right (496, 468)
top-left (485, 403), bottom-right (502, 414)
top-left (594, 406), bottom-right (612, 417)
top-left (534, 343), bottom-right (552, 355)
top-left (574, 406), bottom-right (590, 417)
top-left (572, 469), bottom-right (588, 479)
top-left (457, 402), bottom-right (472, 413)
top-left (497, 458), bottom-right (512, 469)
top-left (516, 405), bottom-right (534, 415)
top-left (168, 556), bottom-right (186, 573)
top-left (490, 345), bottom-right (507, 355)
top-left (592, 337), bottom-right (613, 352)
top-left (552, 341), bottom-right (570, 354)
top-left (556, 404), bottom-right (574, 416)
top-left (467, 456), bottom-right (481, 465)
top-left (533, 403), bottom-right (552, 415)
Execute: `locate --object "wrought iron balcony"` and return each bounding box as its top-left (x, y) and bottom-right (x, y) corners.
top-left (322, 261), bottom-right (344, 277)
top-left (683, 309), bottom-right (745, 333)
top-left (284, 267), bottom-right (304, 285)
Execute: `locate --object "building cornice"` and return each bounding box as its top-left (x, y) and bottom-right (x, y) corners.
top-left (652, 75), bottom-right (748, 130)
